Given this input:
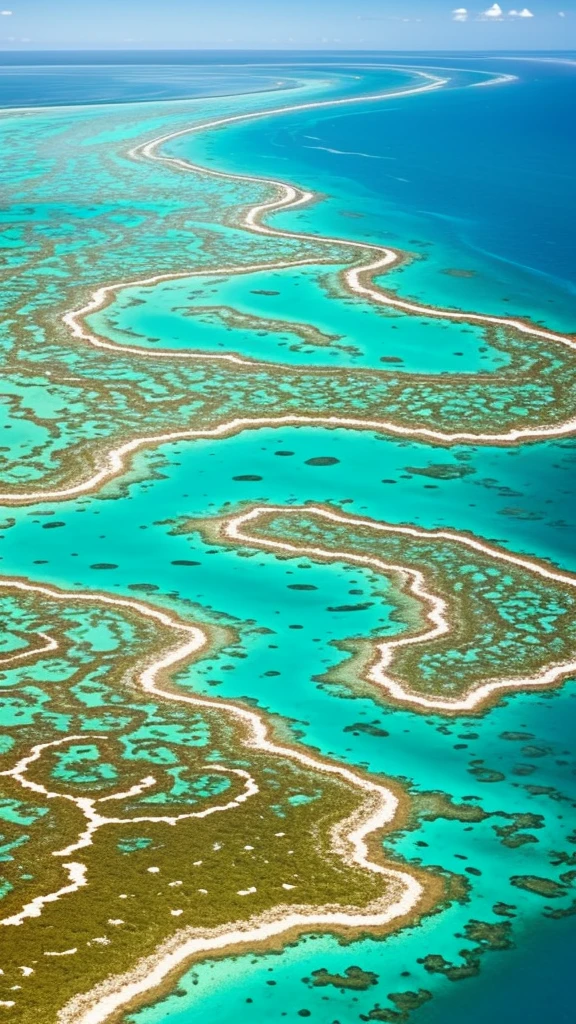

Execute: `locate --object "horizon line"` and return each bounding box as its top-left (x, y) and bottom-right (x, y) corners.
top-left (0, 46), bottom-right (575, 54)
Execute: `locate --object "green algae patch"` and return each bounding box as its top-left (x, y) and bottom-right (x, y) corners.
top-left (305, 964), bottom-right (379, 990)
top-left (543, 899), bottom-right (576, 919)
top-left (0, 581), bottom-right (436, 1023)
top-left (404, 463), bottom-right (475, 480)
top-left (441, 268), bottom-right (477, 278)
top-left (493, 812), bottom-right (545, 849)
top-left (344, 722), bottom-right (390, 738)
top-left (201, 504), bottom-right (576, 710)
top-left (510, 875), bottom-right (568, 898)
top-left (360, 989), bottom-right (432, 1021)
top-left (419, 919), bottom-right (514, 983)
top-left (410, 791), bottom-right (488, 825)
top-left (492, 902), bottom-right (517, 918)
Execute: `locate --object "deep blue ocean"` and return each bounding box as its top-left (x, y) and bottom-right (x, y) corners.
top-left (0, 51), bottom-right (575, 1024)
top-left (182, 53), bottom-right (576, 329)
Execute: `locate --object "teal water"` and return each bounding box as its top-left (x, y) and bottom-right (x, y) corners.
top-left (1, 425), bottom-right (575, 1020)
top-left (90, 264), bottom-right (501, 373)
top-left (182, 57), bottom-right (576, 332)
top-left (0, 55), bottom-right (575, 1024)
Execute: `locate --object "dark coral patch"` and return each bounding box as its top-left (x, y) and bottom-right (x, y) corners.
top-left (510, 875), bottom-right (567, 898)
top-left (307, 965), bottom-right (378, 991)
top-left (327, 602), bottom-right (373, 612)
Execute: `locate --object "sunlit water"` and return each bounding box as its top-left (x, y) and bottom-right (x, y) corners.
top-left (0, 52), bottom-right (574, 1024)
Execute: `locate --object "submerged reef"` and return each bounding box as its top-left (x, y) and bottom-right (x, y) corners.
top-left (0, 61), bottom-right (574, 1024)
top-left (0, 580), bottom-right (441, 1021)
top-left (190, 503), bottom-right (576, 711)
top-left (305, 965), bottom-right (379, 990)
top-left (1, 79), bottom-right (576, 503)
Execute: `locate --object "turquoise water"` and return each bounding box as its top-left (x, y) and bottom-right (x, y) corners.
top-left (90, 264), bottom-right (500, 373)
top-left (0, 54), bottom-right (575, 1024)
top-left (184, 57), bottom-right (576, 331)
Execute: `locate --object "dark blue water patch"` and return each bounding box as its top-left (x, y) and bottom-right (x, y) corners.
top-left (416, 913), bottom-right (576, 1024)
top-left (0, 59), bottom-right (292, 109)
top-left (187, 57), bottom-right (576, 325)
top-left (3, 54), bottom-right (575, 1023)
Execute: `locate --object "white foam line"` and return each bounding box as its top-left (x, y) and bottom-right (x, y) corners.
top-left (7, 66), bottom-right (560, 511)
top-left (210, 60), bottom-right (519, 85)
top-left (4, 399), bottom-right (576, 509)
top-left (482, 56), bottom-right (576, 68)
top-left (227, 504), bottom-right (576, 712)
top-left (471, 73), bottom-right (518, 88)
top-left (61, 878), bottom-right (414, 1024)
top-left (54, 764), bottom-right (259, 859)
top-left (63, 257), bottom-right (327, 368)
top-left (345, 256), bottom-right (576, 348)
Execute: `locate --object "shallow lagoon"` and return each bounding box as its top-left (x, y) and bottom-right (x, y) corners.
top-left (0, 55), bottom-right (575, 1024)
top-left (89, 263), bottom-right (500, 374)
top-left (1, 424), bottom-right (575, 1021)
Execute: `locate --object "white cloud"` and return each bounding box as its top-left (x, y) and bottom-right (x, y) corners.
top-left (452, 7), bottom-right (469, 21)
top-left (479, 3), bottom-right (533, 18)
top-left (0, 10), bottom-right (13, 15)
top-left (480, 3), bottom-right (504, 17)
top-left (558, 9), bottom-right (566, 14)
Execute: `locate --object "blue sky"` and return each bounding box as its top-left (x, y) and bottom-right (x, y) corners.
top-left (0, 1), bottom-right (573, 50)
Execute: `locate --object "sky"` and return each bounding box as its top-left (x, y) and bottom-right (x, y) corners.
top-left (0, 0), bottom-right (573, 51)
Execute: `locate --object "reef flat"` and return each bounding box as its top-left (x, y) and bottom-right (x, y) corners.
top-left (0, 577), bottom-right (443, 1022)
top-left (192, 502), bottom-right (576, 711)
top-left (0, 55), bottom-right (575, 1024)
top-left (1, 69), bottom-right (576, 504)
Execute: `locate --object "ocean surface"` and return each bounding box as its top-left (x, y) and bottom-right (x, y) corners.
top-left (0, 52), bottom-right (574, 1024)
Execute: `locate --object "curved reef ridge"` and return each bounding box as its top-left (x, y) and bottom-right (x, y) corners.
top-left (198, 504), bottom-right (576, 712)
top-left (1, 67), bottom-right (576, 502)
top-left (1, 62), bottom-right (574, 1024)
top-left (0, 574), bottom-right (440, 1023)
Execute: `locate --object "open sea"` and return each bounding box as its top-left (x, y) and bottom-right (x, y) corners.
top-left (0, 50), bottom-right (575, 1024)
